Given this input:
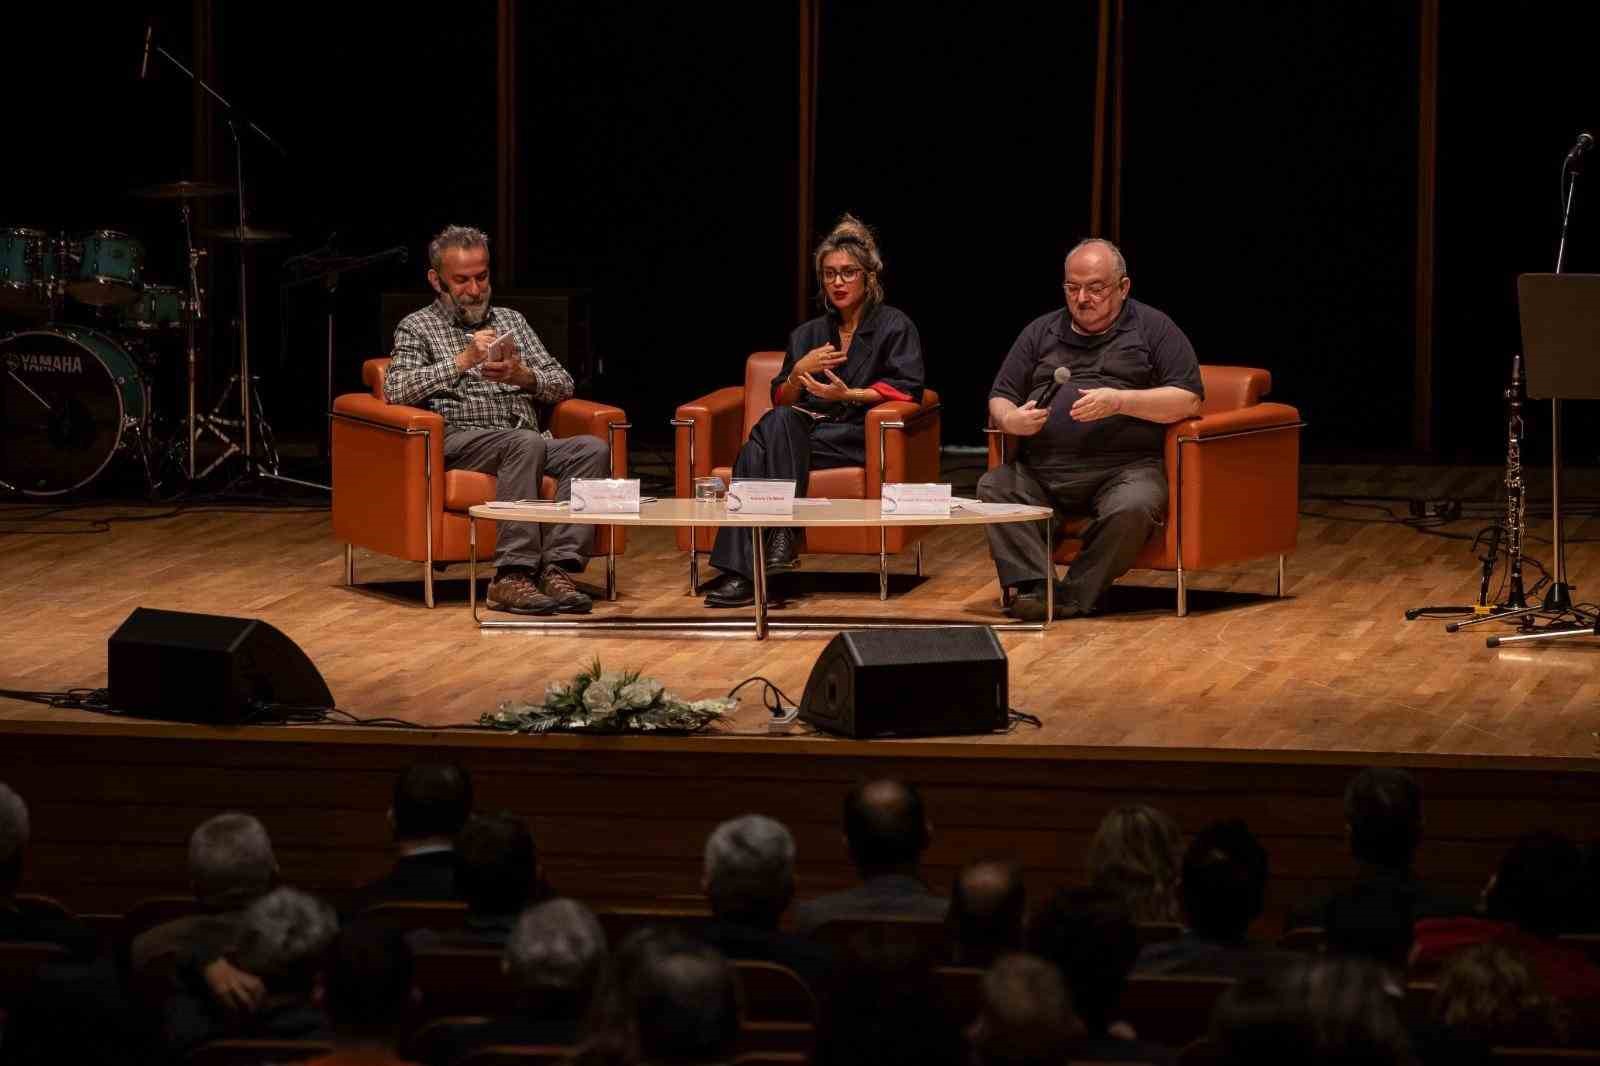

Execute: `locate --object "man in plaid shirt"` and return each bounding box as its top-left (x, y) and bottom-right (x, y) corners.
top-left (385, 225), bottom-right (608, 614)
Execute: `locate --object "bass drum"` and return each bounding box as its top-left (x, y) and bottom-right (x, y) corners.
top-left (0, 327), bottom-right (148, 496)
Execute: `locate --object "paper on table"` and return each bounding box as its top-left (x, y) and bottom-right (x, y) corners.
top-left (484, 499), bottom-right (568, 509)
top-left (793, 498), bottom-right (832, 506)
top-left (952, 497), bottom-right (1038, 516)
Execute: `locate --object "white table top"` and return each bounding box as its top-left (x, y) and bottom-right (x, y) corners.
top-left (467, 497), bottom-right (1052, 528)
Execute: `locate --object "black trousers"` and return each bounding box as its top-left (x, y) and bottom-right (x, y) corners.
top-left (977, 455), bottom-right (1167, 613)
top-left (709, 406), bottom-right (859, 579)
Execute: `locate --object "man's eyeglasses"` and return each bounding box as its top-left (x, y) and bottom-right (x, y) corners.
top-left (1063, 279), bottom-right (1124, 301)
top-left (822, 267), bottom-right (864, 284)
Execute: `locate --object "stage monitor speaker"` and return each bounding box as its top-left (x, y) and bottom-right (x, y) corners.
top-left (798, 627), bottom-right (1009, 738)
top-left (107, 607), bottom-right (334, 724)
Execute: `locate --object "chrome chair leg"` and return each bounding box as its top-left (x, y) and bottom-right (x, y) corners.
top-left (606, 530), bottom-right (618, 602)
top-left (344, 544), bottom-right (354, 586)
top-left (878, 527), bottom-right (889, 601)
top-left (915, 540), bottom-right (924, 577)
top-left (1277, 554), bottom-right (1286, 597)
top-left (1176, 565), bottom-right (1188, 618)
top-left (689, 547), bottom-right (700, 595)
top-left (423, 561), bottom-right (436, 610)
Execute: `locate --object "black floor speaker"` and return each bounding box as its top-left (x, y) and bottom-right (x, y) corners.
top-left (798, 627), bottom-right (1009, 738)
top-left (108, 607), bottom-right (334, 724)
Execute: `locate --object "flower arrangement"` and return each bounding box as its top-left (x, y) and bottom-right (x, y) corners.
top-left (480, 658), bottom-right (737, 735)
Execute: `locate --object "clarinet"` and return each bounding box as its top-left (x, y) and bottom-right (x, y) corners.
top-left (1503, 353), bottom-right (1529, 610)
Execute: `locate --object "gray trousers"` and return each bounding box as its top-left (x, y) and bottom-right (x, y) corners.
top-left (444, 427), bottom-right (609, 573)
top-left (977, 456), bottom-right (1166, 613)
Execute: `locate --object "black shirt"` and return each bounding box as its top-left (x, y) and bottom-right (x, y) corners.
top-left (989, 299), bottom-right (1203, 465)
top-left (771, 303), bottom-right (926, 426)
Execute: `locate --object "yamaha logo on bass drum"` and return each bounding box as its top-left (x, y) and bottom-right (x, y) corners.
top-left (6, 351), bottom-right (86, 374)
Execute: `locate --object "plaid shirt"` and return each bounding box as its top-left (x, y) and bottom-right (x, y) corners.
top-left (384, 298), bottom-right (574, 434)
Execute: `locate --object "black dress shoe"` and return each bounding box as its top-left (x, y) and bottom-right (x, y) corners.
top-left (704, 574), bottom-right (756, 608)
top-left (766, 527), bottom-right (801, 572)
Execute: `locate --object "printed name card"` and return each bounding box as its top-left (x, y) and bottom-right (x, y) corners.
top-left (570, 478), bottom-right (642, 513)
top-left (881, 482), bottom-right (952, 515)
top-left (726, 479), bottom-right (797, 515)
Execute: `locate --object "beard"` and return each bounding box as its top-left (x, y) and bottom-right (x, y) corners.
top-left (442, 286), bottom-right (492, 325)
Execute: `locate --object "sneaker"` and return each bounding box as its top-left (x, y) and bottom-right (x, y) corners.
top-left (538, 564), bottom-right (593, 614)
top-left (766, 527), bottom-right (801, 572)
top-left (487, 569), bottom-right (558, 615)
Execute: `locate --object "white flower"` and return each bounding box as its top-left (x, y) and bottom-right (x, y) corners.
top-left (582, 683), bottom-right (617, 718)
top-left (544, 681), bottom-right (571, 704)
top-left (620, 679), bottom-right (664, 710)
top-left (594, 672), bottom-right (626, 698)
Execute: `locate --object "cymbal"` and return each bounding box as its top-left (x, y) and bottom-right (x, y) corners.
top-left (200, 225), bottom-right (292, 244)
top-left (129, 180), bottom-right (235, 200)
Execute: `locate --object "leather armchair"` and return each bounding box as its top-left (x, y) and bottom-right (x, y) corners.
top-left (672, 351), bottom-right (942, 599)
top-left (331, 357), bottom-right (629, 607)
top-left (985, 365), bottom-right (1302, 616)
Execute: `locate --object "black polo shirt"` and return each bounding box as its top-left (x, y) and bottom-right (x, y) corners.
top-left (989, 299), bottom-right (1203, 465)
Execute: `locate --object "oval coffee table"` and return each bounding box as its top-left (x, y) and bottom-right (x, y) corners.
top-left (467, 498), bottom-right (1054, 639)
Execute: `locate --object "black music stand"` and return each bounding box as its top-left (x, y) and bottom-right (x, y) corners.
top-left (1485, 273), bottom-right (1600, 647)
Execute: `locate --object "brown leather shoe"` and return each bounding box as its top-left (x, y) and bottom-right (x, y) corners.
top-left (538, 564), bottom-right (593, 614)
top-left (487, 569), bottom-right (558, 615)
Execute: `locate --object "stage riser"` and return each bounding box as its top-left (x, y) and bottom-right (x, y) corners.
top-left (2, 724), bottom-right (1596, 929)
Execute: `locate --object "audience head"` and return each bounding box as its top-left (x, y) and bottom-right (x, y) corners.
top-left (188, 812), bottom-right (278, 909)
top-left (1210, 957), bottom-right (1412, 1066)
top-left (391, 761), bottom-right (473, 842)
top-left (1323, 880), bottom-right (1415, 974)
top-left (1180, 819), bottom-right (1268, 943)
top-left (1026, 886), bottom-right (1139, 1038)
top-left (815, 923), bottom-right (962, 1066)
top-left (1086, 804), bottom-right (1183, 924)
top-left (1433, 943), bottom-right (1565, 1048)
top-left (504, 898), bottom-right (610, 1019)
top-left (587, 928), bottom-right (739, 1066)
top-left (947, 859), bottom-right (1026, 966)
top-left (1485, 831), bottom-right (1586, 937)
top-left (1344, 767), bottom-right (1423, 870)
top-left (456, 811), bottom-right (538, 916)
top-left (233, 887), bottom-right (339, 996)
top-left (842, 778), bottom-right (930, 876)
top-left (966, 953), bottom-right (1083, 1066)
top-left (322, 924), bottom-right (414, 1037)
top-left (0, 783), bottom-right (28, 896)
top-left (702, 814), bottom-right (796, 929)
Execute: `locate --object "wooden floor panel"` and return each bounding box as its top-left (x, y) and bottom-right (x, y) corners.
top-left (3, 490), bottom-right (1600, 759)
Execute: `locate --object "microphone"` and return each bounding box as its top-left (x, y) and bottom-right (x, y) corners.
top-left (140, 24), bottom-right (152, 80)
top-left (1036, 365), bottom-right (1073, 408)
top-left (1565, 131), bottom-right (1594, 168)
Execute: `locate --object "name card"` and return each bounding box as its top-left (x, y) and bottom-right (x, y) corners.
top-left (726, 479), bottom-right (796, 515)
top-left (570, 478), bottom-right (641, 513)
top-left (881, 482), bottom-right (952, 515)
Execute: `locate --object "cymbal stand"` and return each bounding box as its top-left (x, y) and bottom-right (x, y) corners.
top-left (179, 198), bottom-right (205, 481)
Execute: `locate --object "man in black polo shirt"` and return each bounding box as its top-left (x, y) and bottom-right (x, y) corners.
top-left (982, 239), bottom-right (1203, 620)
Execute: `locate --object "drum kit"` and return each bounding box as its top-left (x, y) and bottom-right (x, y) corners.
top-left (0, 182), bottom-right (293, 497)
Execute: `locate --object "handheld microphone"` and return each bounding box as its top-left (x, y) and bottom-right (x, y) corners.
top-left (140, 25), bottom-right (152, 80)
top-left (1566, 131), bottom-right (1594, 168)
top-left (1036, 365), bottom-right (1072, 408)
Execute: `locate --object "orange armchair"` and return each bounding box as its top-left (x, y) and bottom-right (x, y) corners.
top-left (331, 357), bottom-right (629, 607)
top-left (985, 365), bottom-right (1302, 616)
top-left (671, 351), bottom-right (942, 599)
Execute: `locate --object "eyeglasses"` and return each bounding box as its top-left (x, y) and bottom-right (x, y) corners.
top-left (822, 267), bottom-right (864, 284)
top-left (1063, 279), bottom-right (1124, 301)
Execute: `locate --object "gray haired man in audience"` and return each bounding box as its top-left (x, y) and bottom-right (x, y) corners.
top-left (131, 811), bottom-right (280, 986)
top-left (699, 814), bottom-right (832, 990)
top-left (0, 782), bottom-right (94, 954)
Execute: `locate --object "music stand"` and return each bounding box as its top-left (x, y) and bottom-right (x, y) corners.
top-left (1485, 273), bottom-right (1600, 647)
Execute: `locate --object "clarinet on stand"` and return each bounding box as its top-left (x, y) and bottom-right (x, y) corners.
top-left (1405, 352), bottom-right (1532, 626)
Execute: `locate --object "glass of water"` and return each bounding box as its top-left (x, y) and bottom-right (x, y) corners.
top-left (693, 476), bottom-right (726, 505)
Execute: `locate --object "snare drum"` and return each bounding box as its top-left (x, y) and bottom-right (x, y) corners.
top-left (121, 284), bottom-right (189, 331)
top-left (0, 227), bottom-right (50, 312)
top-left (67, 230), bottom-right (144, 307)
top-left (0, 327), bottom-right (148, 495)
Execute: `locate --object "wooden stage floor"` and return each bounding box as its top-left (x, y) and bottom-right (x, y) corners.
top-left (5, 477), bottom-right (1600, 761)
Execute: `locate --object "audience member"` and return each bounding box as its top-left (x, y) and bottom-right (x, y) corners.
top-left (947, 859), bottom-right (1026, 967)
top-left (0, 781), bottom-right (96, 956)
top-left (1027, 886), bottom-right (1175, 1064)
top-left (1415, 943), bottom-right (1567, 1066)
top-left (812, 923), bottom-right (963, 1066)
top-left (1135, 819), bottom-right (1293, 979)
top-left (1323, 878), bottom-right (1416, 993)
top-left (575, 928), bottom-right (739, 1066)
top-left (304, 924), bottom-right (417, 1066)
top-left (163, 886), bottom-right (337, 1053)
top-left (410, 811), bottom-right (540, 950)
top-left (345, 762), bottom-right (474, 916)
top-left (423, 899), bottom-right (609, 1066)
top-left (1288, 767), bottom-right (1466, 932)
top-left (131, 811), bottom-right (279, 986)
top-left (1413, 831), bottom-right (1600, 1005)
top-left (793, 778), bottom-right (946, 934)
top-left (965, 953), bottom-right (1082, 1066)
top-left (1209, 957), bottom-right (1414, 1066)
top-left (1086, 804), bottom-right (1184, 924)
top-left (698, 814), bottom-right (833, 989)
